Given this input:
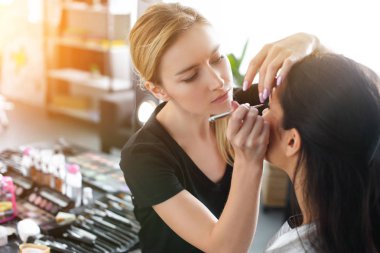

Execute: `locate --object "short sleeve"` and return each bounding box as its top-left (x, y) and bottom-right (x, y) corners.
top-left (120, 143), bottom-right (184, 208)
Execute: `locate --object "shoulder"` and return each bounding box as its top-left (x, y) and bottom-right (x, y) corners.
top-left (265, 222), bottom-right (317, 253)
top-left (120, 127), bottom-right (178, 173)
top-left (119, 124), bottom-right (184, 207)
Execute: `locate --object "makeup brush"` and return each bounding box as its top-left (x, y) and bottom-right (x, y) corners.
top-left (208, 104), bottom-right (264, 122)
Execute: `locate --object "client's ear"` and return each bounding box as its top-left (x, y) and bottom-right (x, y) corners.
top-left (144, 81), bottom-right (170, 101)
top-left (285, 128), bottom-right (301, 157)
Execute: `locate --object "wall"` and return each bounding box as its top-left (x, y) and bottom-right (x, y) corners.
top-left (0, 0), bottom-right (45, 106)
top-left (164, 0), bottom-right (380, 78)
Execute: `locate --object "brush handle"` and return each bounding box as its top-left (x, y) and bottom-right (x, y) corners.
top-left (208, 104), bottom-right (264, 122)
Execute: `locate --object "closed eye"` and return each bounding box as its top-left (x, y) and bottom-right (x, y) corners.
top-left (183, 73), bottom-right (198, 83)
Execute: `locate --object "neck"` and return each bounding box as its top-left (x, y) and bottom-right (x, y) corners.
top-left (157, 101), bottom-right (213, 141)
top-left (292, 169), bottom-right (312, 225)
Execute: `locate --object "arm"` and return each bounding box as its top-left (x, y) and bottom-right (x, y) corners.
top-left (154, 103), bottom-right (269, 253)
top-left (243, 33), bottom-right (329, 102)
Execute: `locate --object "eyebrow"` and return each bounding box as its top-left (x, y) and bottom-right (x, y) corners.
top-left (175, 45), bottom-right (220, 76)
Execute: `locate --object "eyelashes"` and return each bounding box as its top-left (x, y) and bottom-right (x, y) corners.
top-left (182, 55), bottom-right (225, 83)
top-left (210, 54), bottom-right (224, 65)
top-left (183, 73), bottom-right (198, 83)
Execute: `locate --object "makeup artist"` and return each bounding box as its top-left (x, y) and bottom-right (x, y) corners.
top-left (119, 3), bottom-right (326, 253)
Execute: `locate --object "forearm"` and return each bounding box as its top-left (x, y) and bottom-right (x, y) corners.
top-left (207, 161), bottom-right (263, 253)
top-left (152, 165), bottom-right (263, 253)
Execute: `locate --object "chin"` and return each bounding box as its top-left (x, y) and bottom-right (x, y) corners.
top-left (213, 100), bottom-right (232, 115)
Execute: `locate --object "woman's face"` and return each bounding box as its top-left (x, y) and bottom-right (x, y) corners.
top-left (158, 24), bottom-right (234, 116)
top-left (262, 88), bottom-right (288, 169)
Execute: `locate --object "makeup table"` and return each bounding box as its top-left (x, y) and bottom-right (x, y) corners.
top-left (0, 143), bottom-right (140, 252)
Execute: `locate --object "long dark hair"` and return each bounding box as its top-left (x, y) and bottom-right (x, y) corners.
top-left (280, 53), bottom-right (380, 253)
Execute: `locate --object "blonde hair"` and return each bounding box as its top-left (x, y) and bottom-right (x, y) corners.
top-left (129, 3), bottom-right (209, 87)
top-left (129, 3), bottom-right (234, 165)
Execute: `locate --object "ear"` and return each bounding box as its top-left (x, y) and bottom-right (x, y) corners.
top-left (285, 128), bottom-right (302, 157)
top-left (144, 81), bottom-right (170, 101)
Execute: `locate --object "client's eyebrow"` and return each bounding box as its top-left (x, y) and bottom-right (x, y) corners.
top-left (175, 45), bottom-right (220, 76)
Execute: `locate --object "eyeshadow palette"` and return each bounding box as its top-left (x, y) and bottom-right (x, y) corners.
top-left (17, 186), bottom-right (74, 226)
top-left (67, 152), bottom-right (120, 177)
top-left (4, 172), bottom-right (34, 199)
top-left (0, 176), bottom-right (17, 223)
top-left (0, 149), bottom-right (26, 175)
top-left (67, 151), bottom-right (129, 193)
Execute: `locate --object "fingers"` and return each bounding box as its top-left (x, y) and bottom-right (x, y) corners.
top-left (231, 100), bottom-right (240, 111)
top-left (257, 45), bottom-right (281, 91)
top-left (248, 120), bottom-right (269, 155)
top-left (243, 44), bottom-right (271, 91)
top-left (243, 44), bottom-right (289, 102)
top-left (233, 108), bottom-right (259, 147)
top-left (245, 45), bottom-right (295, 103)
top-left (261, 51), bottom-right (291, 100)
top-left (227, 104), bottom-right (269, 156)
top-left (276, 56), bottom-right (296, 85)
top-left (258, 50), bottom-right (286, 101)
top-left (227, 103), bottom-right (250, 140)
top-left (243, 33), bottom-right (319, 104)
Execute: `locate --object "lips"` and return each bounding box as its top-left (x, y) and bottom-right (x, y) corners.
top-left (212, 89), bottom-right (230, 103)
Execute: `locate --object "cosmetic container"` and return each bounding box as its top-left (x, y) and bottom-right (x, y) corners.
top-left (65, 164), bottom-right (82, 207)
top-left (0, 225), bottom-right (8, 246)
top-left (82, 187), bottom-right (93, 206)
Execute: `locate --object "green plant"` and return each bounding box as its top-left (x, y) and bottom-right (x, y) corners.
top-left (227, 40), bottom-right (249, 87)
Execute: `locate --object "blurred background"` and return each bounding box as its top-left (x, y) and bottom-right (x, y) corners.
top-left (173, 0), bottom-right (380, 77)
top-left (0, 0), bottom-right (378, 252)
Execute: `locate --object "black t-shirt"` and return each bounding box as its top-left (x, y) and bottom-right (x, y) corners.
top-left (120, 86), bottom-right (261, 253)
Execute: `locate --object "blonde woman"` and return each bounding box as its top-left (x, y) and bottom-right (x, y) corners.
top-left (120, 3), bottom-right (325, 252)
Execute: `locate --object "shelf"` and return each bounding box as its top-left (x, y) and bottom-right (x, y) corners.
top-left (45, 0), bottom-right (134, 124)
top-left (53, 37), bottom-right (128, 52)
top-left (63, 1), bottom-right (132, 15)
top-left (48, 105), bottom-right (100, 123)
top-left (48, 69), bottom-right (132, 91)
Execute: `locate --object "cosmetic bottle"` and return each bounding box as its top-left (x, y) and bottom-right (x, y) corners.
top-left (20, 147), bottom-right (32, 177)
top-left (41, 164), bottom-right (50, 187)
top-left (29, 150), bottom-right (40, 183)
top-left (82, 187), bottom-right (93, 206)
top-left (53, 154), bottom-right (66, 193)
top-left (40, 151), bottom-right (51, 187)
top-left (65, 164), bottom-right (82, 207)
top-left (34, 159), bottom-right (43, 186)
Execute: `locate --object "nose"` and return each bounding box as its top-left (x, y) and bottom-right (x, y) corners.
top-left (206, 65), bottom-right (224, 90)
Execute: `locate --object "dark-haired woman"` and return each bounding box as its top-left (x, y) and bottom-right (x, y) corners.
top-left (263, 53), bottom-right (380, 253)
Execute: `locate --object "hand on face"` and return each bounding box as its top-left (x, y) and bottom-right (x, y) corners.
top-left (226, 101), bottom-right (270, 166)
top-left (243, 33), bottom-right (319, 103)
